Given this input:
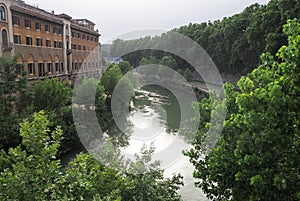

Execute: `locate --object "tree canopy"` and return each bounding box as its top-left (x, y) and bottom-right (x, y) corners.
top-left (0, 55), bottom-right (27, 149)
top-left (186, 19), bottom-right (300, 201)
top-left (0, 111), bottom-right (183, 201)
top-left (109, 0), bottom-right (300, 82)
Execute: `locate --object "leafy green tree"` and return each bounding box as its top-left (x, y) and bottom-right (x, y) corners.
top-left (101, 64), bottom-right (123, 96)
top-left (0, 111), bottom-right (64, 200)
top-left (101, 63), bottom-right (134, 126)
top-left (73, 75), bottom-right (132, 147)
top-left (0, 55), bottom-right (27, 149)
top-left (118, 61), bottom-right (133, 75)
top-left (139, 56), bottom-right (160, 66)
top-left (32, 78), bottom-right (79, 154)
top-left (160, 55), bottom-right (178, 70)
top-left (109, 0), bottom-right (299, 82)
top-left (0, 111), bottom-right (183, 201)
top-left (32, 77), bottom-right (71, 113)
top-left (63, 153), bottom-right (123, 201)
top-left (120, 145), bottom-right (183, 201)
top-left (187, 20), bottom-right (300, 201)
top-left (73, 77), bottom-right (108, 133)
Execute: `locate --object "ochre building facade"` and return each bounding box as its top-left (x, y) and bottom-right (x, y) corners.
top-left (0, 0), bottom-right (101, 78)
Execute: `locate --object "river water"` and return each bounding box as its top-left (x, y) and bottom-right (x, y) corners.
top-left (64, 85), bottom-right (209, 200)
top-left (122, 86), bottom-right (209, 201)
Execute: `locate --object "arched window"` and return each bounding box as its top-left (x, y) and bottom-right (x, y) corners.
top-left (2, 29), bottom-right (8, 47)
top-left (0, 6), bottom-right (6, 21)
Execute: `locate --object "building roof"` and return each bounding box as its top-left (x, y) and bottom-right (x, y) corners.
top-left (10, 0), bottom-right (100, 36)
top-left (11, 0), bottom-right (64, 25)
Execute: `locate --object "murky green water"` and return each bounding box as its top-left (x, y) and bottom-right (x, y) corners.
top-left (125, 85), bottom-right (209, 201)
top-left (64, 85), bottom-right (209, 200)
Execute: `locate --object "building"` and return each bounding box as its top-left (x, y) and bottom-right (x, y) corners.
top-left (0, 0), bottom-right (101, 79)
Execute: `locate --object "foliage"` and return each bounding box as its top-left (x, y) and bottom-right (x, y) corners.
top-left (121, 145), bottom-right (183, 201)
top-left (0, 111), bottom-right (63, 200)
top-left (32, 77), bottom-right (71, 113)
top-left (100, 64), bottom-right (135, 146)
top-left (0, 111), bottom-right (183, 201)
top-left (110, 0), bottom-right (300, 82)
top-left (101, 64), bottom-right (123, 95)
top-left (0, 55), bottom-right (27, 149)
top-left (186, 20), bottom-right (300, 201)
top-left (118, 61), bottom-right (134, 75)
top-left (31, 77), bottom-right (79, 154)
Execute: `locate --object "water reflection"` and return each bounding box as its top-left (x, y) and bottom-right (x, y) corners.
top-left (123, 85), bottom-right (208, 201)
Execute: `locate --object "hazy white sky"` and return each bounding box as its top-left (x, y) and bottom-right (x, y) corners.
top-left (25, 0), bottom-right (270, 42)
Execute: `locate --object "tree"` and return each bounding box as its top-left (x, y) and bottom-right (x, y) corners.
top-left (0, 111), bottom-right (64, 200)
top-left (31, 77), bottom-right (79, 154)
top-left (186, 20), bottom-right (300, 201)
top-left (120, 145), bottom-right (183, 201)
top-left (0, 55), bottom-right (27, 149)
top-left (118, 61), bottom-right (133, 75)
top-left (32, 77), bottom-right (71, 113)
top-left (101, 64), bottom-right (123, 96)
top-left (0, 111), bottom-right (183, 201)
top-left (109, 0), bottom-right (299, 82)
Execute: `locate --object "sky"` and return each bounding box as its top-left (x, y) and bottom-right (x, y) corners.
top-left (25, 0), bottom-right (270, 43)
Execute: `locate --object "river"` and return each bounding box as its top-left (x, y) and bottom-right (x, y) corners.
top-left (64, 85), bottom-right (209, 200)
top-left (122, 85), bottom-right (209, 201)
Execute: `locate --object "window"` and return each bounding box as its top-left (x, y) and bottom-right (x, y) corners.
top-left (2, 29), bottom-right (8, 47)
top-left (45, 24), bottom-right (50, 32)
top-left (25, 19), bottom-right (31, 28)
top-left (54, 41), bottom-right (58, 48)
top-left (72, 44), bottom-right (77, 50)
top-left (53, 26), bottom-right (58, 34)
top-left (26, 36), bottom-right (32, 45)
top-left (82, 34), bottom-right (86, 40)
top-left (72, 31), bottom-right (76, 38)
top-left (13, 34), bottom-right (21, 44)
top-left (46, 39), bottom-right (51, 47)
top-left (58, 41), bottom-right (63, 48)
top-left (36, 38), bottom-right (42, 46)
top-left (55, 63), bottom-right (59, 72)
top-left (91, 36), bottom-right (94, 41)
top-left (12, 16), bottom-right (19, 26)
top-left (87, 35), bottom-right (90, 41)
top-left (38, 63), bottom-right (44, 76)
top-left (47, 63), bottom-right (52, 73)
top-left (0, 6), bottom-right (6, 21)
top-left (61, 63), bottom-right (64, 72)
top-left (83, 46), bottom-right (86, 51)
top-left (65, 25), bottom-right (69, 36)
top-left (58, 28), bottom-right (62, 35)
top-left (78, 45), bottom-right (81, 50)
top-left (35, 21), bottom-right (41, 30)
top-left (78, 33), bottom-right (81, 39)
top-left (28, 63), bottom-right (34, 74)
